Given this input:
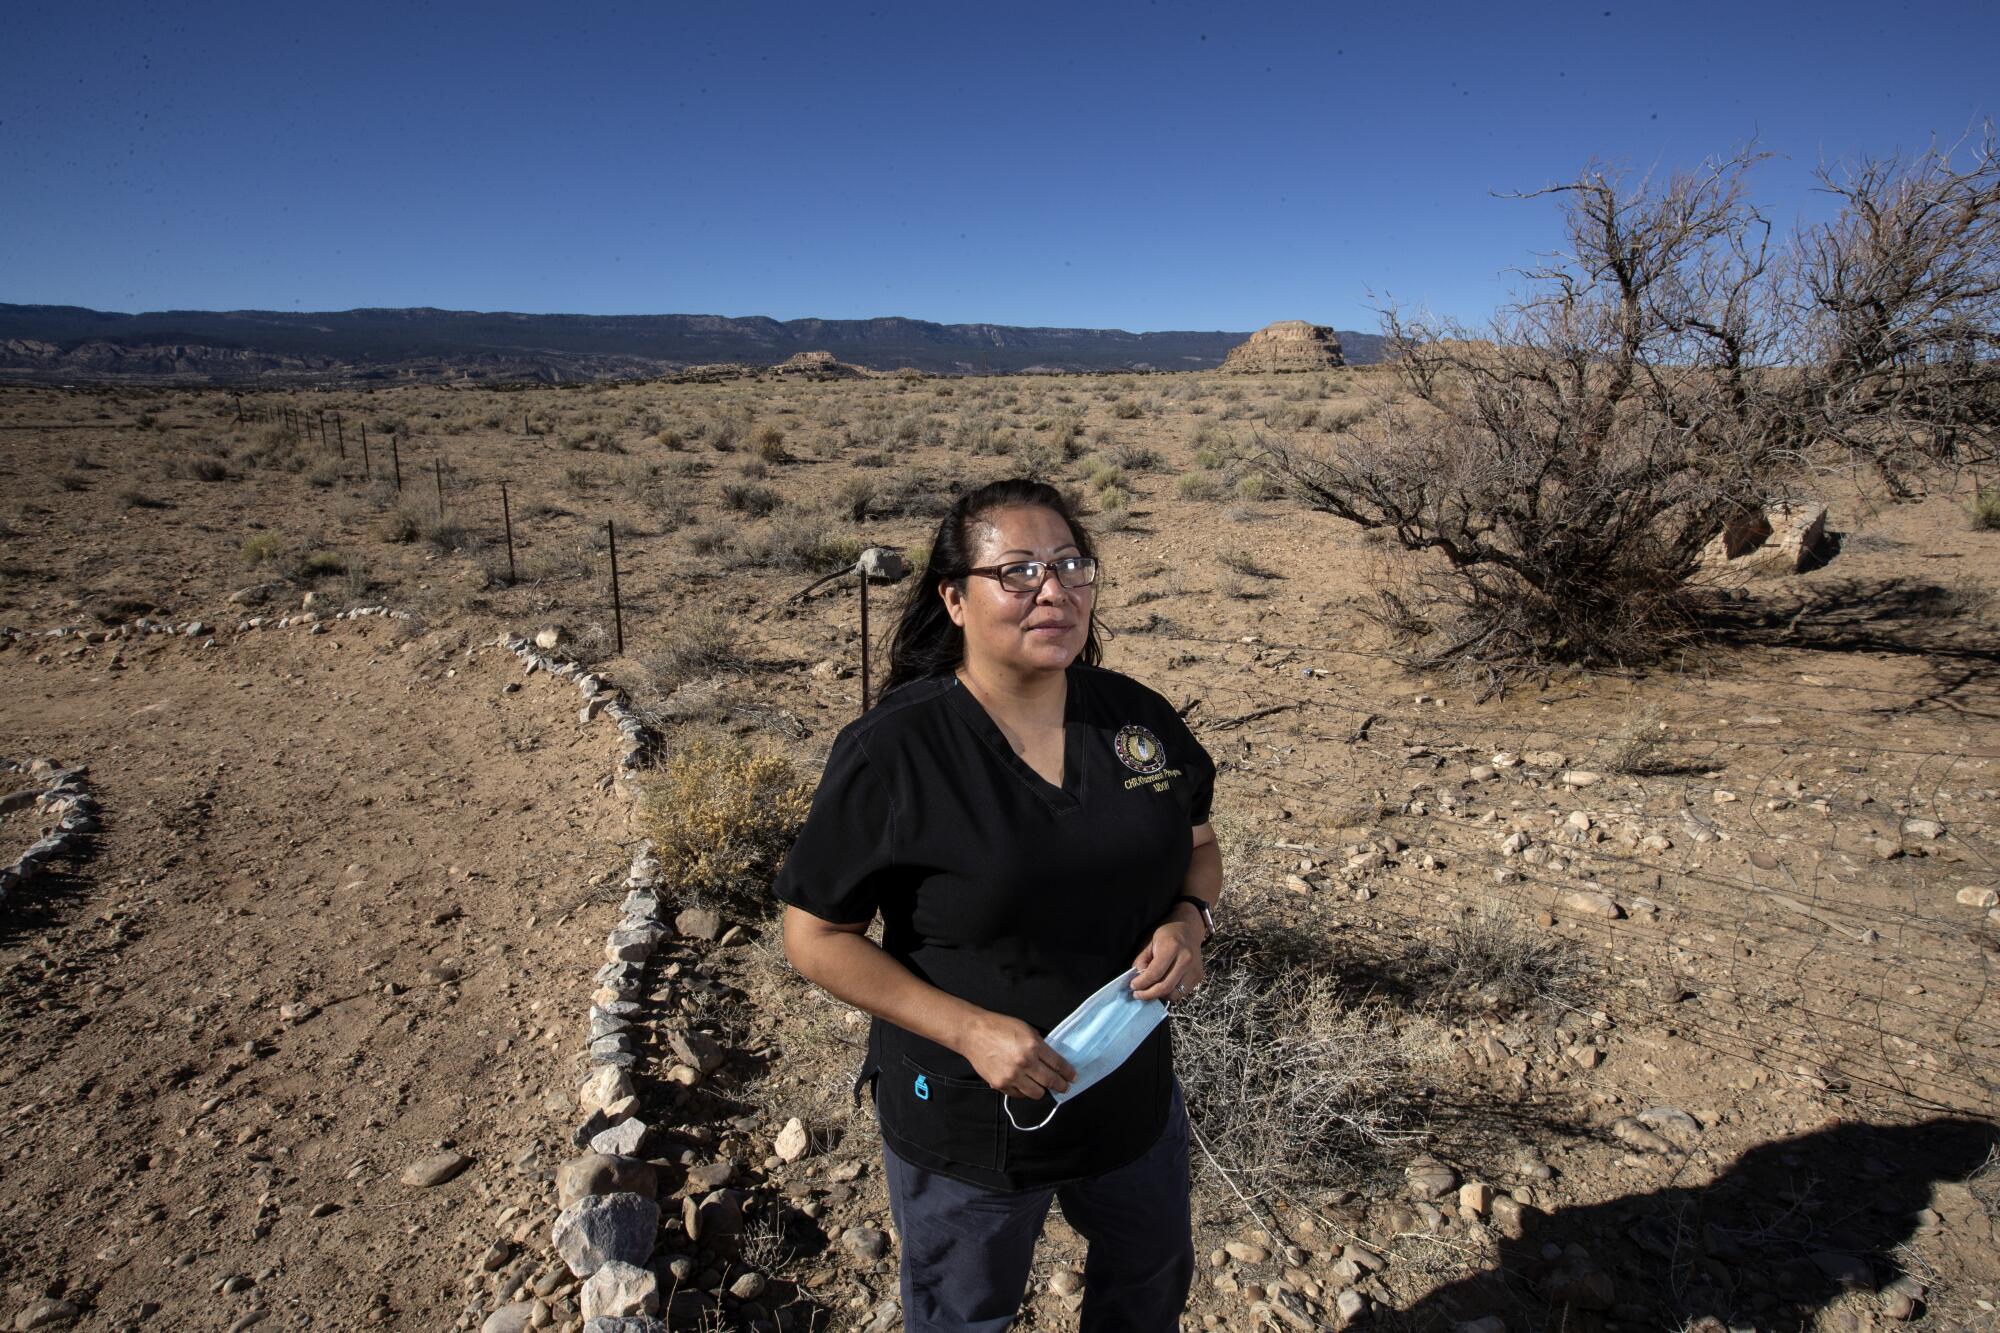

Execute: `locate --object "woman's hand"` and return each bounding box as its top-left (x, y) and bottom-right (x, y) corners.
top-left (1130, 915), bottom-right (1205, 1002)
top-left (959, 1011), bottom-right (1076, 1100)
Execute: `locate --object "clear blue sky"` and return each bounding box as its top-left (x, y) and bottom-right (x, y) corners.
top-left (2, 0), bottom-right (1992, 332)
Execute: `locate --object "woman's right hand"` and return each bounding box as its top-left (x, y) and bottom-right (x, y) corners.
top-left (959, 1011), bottom-right (1076, 1100)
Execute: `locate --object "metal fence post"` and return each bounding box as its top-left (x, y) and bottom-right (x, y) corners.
top-left (607, 520), bottom-right (624, 655)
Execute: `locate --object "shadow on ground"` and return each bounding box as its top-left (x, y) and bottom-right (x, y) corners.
top-left (1704, 577), bottom-right (2000, 666)
top-left (1384, 1116), bottom-right (1998, 1332)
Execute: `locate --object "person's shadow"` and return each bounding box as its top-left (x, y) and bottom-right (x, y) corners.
top-left (1387, 1116), bottom-right (1997, 1332)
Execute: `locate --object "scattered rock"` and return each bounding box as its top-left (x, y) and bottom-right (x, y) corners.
top-left (1560, 889), bottom-right (1623, 919)
top-left (481, 1302), bottom-right (537, 1333)
top-left (1560, 770), bottom-right (1603, 788)
top-left (553, 1193), bottom-right (661, 1278)
top-left (1608, 1117), bottom-right (1674, 1154)
top-left (588, 1119), bottom-right (649, 1158)
top-left (1050, 1270), bottom-right (1083, 1297)
top-left (1636, 1105), bottom-right (1703, 1148)
top-left (580, 1260), bottom-right (659, 1321)
top-left (534, 626), bottom-right (564, 650)
top-left (557, 1154), bottom-right (656, 1208)
top-left (400, 1151), bottom-right (472, 1187)
top-left (1457, 1182), bottom-right (1492, 1217)
top-left (669, 1030), bottom-right (725, 1075)
top-left (841, 1226), bottom-right (890, 1263)
top-left (1957, 886), bottom-right (1998, 909)
top-left (582, 1320), bottom-right (668, 1333)
top-left (727, 1272), bottom-right (767, 1302)
top-left (675, 907), bottom-right (722, 941)
top-left (1404, 1159), bottom-right (1458, 1200)
top-left (1224, 1241), bottom-right (1270, 1264)
top-left (1880, 1274), bottom-right (1925, 1321)
top-left (579, 1067), bottom-right (635, 1115)
top-left (774, 1118), bottom-right (810, 1163)
top-left (11, 1300), bottom-right (80, 1331)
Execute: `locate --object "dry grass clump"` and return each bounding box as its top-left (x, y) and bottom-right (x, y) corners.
top-left (641, 604), bottom-right (743, 694)
top-left (1970, 486), bottom-right (2000, 530)
top-left (1398, 905), bottom-right (1595, 1015)
top-left (1176, 472), bottom-right (1221, 501)
top-left (742, 511), bottom-right (864, 572)
top-left (721, 482), bottom-right (784, 516)
top-left (1176, 933), bottom-right (1444, 1194)
top-left (240, 533), bottom-right (286, 565)
top-left (637, 737), bottom-right (812, 913)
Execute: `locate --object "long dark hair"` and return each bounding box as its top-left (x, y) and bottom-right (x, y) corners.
top-left (879, 478), bottom-right (1103, 699)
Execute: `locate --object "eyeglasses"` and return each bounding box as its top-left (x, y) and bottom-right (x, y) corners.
top-left (963, 556), bottom-right (1100, 594)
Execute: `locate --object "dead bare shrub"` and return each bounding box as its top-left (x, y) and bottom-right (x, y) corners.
top-left (1175, 931), bottom-right (1443, 1195)
top-left (1268, 136), bottom-right (2000, 679)
top-left (1268, 151), bottom-right (1791, 679)
top-left (1789, 130), bottom-right (2000, 490)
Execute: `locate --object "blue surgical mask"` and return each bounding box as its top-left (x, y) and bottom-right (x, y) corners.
top-left (1005, 968), bottom-right (1167, 1131)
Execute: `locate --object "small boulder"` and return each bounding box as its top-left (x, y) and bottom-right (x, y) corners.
top-left (557, 1153), bottom-right (657, 1208)
top-left (400, 1151), bottom-right (472, 1187)
top-left (675, 907), bottom-right (722, 941)
top-left (580, 1260), bottom-right (659, 1321)
top-left (774, 1117), bottom-right (810, 1163)
top-left (553, 1192), bottom-right (661, 1278)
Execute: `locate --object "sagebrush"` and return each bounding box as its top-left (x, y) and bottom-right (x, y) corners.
top-left (637, 738), bottom-right (813, 912)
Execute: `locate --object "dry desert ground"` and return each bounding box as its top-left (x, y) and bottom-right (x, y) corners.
top-left (1, 369), bottom-right (1997, 1333)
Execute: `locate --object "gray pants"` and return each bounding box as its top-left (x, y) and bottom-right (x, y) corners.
top-left (882, 1085), bottom-right (1195, 1333)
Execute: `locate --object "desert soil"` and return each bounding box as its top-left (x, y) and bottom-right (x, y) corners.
top-left (2, 372), bottom-right (1997, 1333)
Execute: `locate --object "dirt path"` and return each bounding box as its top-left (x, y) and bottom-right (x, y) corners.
top-left (0, 617), bottom-right (632, 1330)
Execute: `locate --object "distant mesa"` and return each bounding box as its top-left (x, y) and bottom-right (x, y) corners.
top-left (1222, 320), bottom-right (1346, 373)
top-left (775, 349), bottom-right (870, 380)
top-left (0, 304), bottom-right (1384, 384)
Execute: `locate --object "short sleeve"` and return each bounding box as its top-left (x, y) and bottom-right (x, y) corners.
top-left (771, 729), bottom-right (897, 925)
top-left (1160, 706), bottom-right (1217, 826)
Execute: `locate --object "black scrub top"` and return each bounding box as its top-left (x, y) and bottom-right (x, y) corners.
top-left (772, 662), bottom-right (1216, 1190)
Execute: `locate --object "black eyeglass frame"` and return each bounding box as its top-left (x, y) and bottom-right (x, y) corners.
top-left (961, 556), bottom-right (1100, 594)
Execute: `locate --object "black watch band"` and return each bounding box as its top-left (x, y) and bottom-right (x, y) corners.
top-left (1170, 895), bottom-right (1215, 942)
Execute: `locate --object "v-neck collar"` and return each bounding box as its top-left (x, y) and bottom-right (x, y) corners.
top-left (943, 668), bottom-right (1084, 815)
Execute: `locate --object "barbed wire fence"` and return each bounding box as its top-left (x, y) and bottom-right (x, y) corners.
top-left (1115, 622), bottom-right (2000, 1122)
top-left (224, 392), bottom-right (2000, 1117)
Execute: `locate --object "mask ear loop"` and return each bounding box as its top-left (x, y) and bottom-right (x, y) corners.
top-left (1004, 1095), bottom-right (1060, 1132)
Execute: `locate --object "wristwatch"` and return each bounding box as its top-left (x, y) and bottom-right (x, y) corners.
top-left (1170, 895), bottom-right (1215, 942)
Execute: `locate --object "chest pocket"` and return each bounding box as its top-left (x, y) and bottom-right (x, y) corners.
top-left (876, 1053), bottom-right (1004, 1172)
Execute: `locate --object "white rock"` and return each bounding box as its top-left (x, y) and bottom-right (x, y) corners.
top-left (774, 1117), bottom-right (811, 1163)
top-left (579, 1066), bottom-right (635, 1115)
top-left (1957, 886), bottom-right (1999, 909)
top-left (580, 1260), bottom-right (659, 1320)
top-left (1561, 890), bottom-right (1623, 919)
top-left (1560, 770), bottom-right (1603, 788)
top-left (589, 1118), bottom-right (649, 1157)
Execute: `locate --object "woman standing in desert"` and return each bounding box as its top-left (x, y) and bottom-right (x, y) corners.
top-left (774, 477), bottom-right (1222, 1332)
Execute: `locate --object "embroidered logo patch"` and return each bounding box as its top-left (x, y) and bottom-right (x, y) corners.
top-left (1112, 724), bottom-right (1167, 775)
